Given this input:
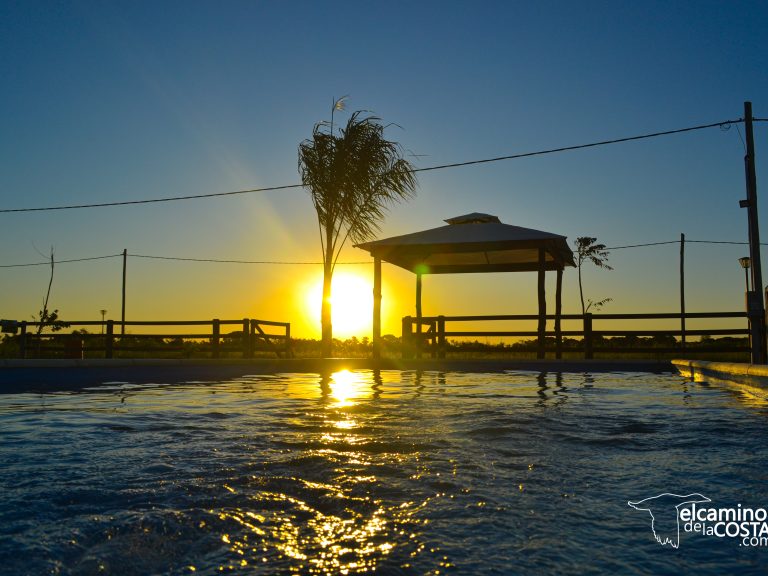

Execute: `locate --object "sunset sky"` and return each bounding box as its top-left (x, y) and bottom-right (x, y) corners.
top-left (1, 1), bottom-right (768, 339)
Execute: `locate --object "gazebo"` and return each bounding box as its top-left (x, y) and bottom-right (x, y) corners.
top-left (355, 213), bottom-right (576, 358)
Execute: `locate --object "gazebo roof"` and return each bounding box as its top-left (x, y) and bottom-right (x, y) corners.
top-left (355, 213), bottom-right (576, 274)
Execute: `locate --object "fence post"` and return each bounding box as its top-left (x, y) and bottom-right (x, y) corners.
top-left (438, 316), bottom-right (446, 359)
top-left (19, 321), bottom-right (27, 359)
top-left (250, 320), bottom-right (259, 357)
top-left (65, 334), bottom-right (84, 359)
top-left (584, 313), bottom-right (593, 359)
top-left (212, 319), bottom-right (220, 359)
top-left (285, 323), bottom-right (292, 358)
top-left (430, 321), bottom-right (437, 359)
top-left (402, 316), bottom-right (413, 359)
top-left (242, 318), bottom-right (251, 358)
top-left (105, 320), bottom-right (114, 359)
top-left (555, 268), bottom-right (563, 359)
top-left (416, 317), bottom-right (422, 360)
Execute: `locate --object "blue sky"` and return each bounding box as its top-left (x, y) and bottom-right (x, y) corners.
top-left (1, 0), bottom-right (767, 337)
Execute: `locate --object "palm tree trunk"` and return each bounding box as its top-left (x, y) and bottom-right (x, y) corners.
top-left (321, 266), bottom-right (333, 358)
top-left (321, 229), bottom-right (334, 358)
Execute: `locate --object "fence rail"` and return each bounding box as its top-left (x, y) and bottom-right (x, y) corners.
top-left (9, 318), bottom-right (291, 359)
top-left (402, 312), bottom-right (750, 359)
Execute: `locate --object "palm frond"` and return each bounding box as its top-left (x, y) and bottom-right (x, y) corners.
top-left (299, 110), bottom-right (418, 261)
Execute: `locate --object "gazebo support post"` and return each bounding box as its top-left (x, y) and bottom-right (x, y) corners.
top-left (537, 247), bottom-right (546, 359)
top-left (373, 257), bottom-right (382, 359)
top-left (416, 272), bottom-right (423, 358)
top-left (355, 214), bottom-right (577, 362)
top-left (555, 267), bottom-right (563, 359)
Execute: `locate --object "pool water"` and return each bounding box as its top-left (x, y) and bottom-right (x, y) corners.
top-left (1, 370), bottom-right (768, 575)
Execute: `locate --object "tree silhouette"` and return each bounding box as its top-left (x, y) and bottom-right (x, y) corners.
top-left (299, 100), bottom-right (417, 357)
top-left (575, 236), bottom-right (613, 315)
top-left (35, 247), bottom-right (68, 335)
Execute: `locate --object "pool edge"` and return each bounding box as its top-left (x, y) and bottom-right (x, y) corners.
top-left (0, 358), bottom-right (674, 393)
top-left (672, 359), bottom-right (768, 390)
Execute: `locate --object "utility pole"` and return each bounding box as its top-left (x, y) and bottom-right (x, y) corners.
top-left (741, 101), bottom-right (766, 363)
top-left (121, 249), bottom-right (127, 336)
top-left (680, 233), bottom-right (686, 350)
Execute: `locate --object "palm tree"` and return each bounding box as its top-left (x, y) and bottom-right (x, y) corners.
top-left (575, 236), bottom-right (613, 315)
top-left (299, 101), bottom-right (417, 357)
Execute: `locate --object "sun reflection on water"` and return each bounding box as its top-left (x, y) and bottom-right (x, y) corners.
top-left (328, 370), bottom-right (370, 407)
top-left (212, 370), bottom-right (426, 574)
top-left (215, 483), bottom-right (417, 574)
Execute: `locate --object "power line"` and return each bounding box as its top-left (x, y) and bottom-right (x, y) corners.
top-left (0, 118), bottom-right (745, 214)
top-left (1, 239), bottom-right (763, 268)
top-left (607, 239), bottom-right (760, 250)
top-left (606, 241), bottom-right (680, 250)
top-left (131, 254), bottom-right (371, 265)
top-left (0, 254), bottom-right (122, 268)
top-left (413, 119), bottom-right (742, 173)
top-left (0, 253), bottom-right (370, 267)
top-left (0, 184), bottom-right (302, 214)
top-left (687, 240), bottom-right (750, 245)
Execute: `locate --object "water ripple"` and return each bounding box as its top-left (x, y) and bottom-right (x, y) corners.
top-left (1, 370), bottom-right (768, 574)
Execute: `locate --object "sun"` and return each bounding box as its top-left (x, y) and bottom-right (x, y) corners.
top-left (305, 271), bottom-right (373, 339)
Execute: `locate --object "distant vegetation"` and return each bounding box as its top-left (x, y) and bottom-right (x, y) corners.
top-left (0, 330), bottom-right (748, 362)
top-left (438, 334), bottom-right (748, 361)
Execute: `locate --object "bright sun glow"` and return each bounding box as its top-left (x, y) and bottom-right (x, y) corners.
top-left (329, 369), bottom-right (368, 407)
top-left (305, 271), bottom-right (373, 338)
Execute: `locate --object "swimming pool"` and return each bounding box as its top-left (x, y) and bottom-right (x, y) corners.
top-left (1, 370), bottom-right (767, 575)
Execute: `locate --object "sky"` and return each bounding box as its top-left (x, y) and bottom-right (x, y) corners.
top-left (1, 0), bottom-right (767, 339)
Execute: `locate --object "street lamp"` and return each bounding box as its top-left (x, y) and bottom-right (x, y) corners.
top-left (739, 258), bottom-right (753, 352)
top-left (100, 309), bottom-right (107, 334)
top-left (739, 257), bottom-right (752, 292)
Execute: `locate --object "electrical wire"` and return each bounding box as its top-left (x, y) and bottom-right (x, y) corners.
top-left (605, 241), bottom-right (680, 250)
top-left (3, 239), bottom-right (765, 268)
top-left (688, 240), bottom-right (750, 245)
top-left (0, 254), bottom-right (123, 268)
top-left (131, 254), bottom-right (371, 265)
top-left (607, 240), bottom-right (763, 249)
top-left (0, 184), bottom-right (302, 213)
top-left (0, 118), bottom-right (745, 213)
top-left (413, 119), bottom-right (742, 173)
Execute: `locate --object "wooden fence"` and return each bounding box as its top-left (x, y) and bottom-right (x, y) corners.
top-left (402, 311), bottom-right (750, 359)
top-left (12, 318), bottom-right (291, 359)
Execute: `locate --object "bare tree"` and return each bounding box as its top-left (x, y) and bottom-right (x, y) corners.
top-left (575, 237), bottom-right (613, 315)
top-left (34, 247), bottom-right (67, 335)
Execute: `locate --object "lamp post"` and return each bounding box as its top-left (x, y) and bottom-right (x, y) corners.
top-left (100, 309), bottom-right (107, 335)
top-left (739, 257), bottom-right (752, 292)
top-left (739, 257), bottom-right (753, 352)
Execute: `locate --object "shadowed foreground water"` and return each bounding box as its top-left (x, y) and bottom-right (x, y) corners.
top-left (1, 370), bottom-right (767, 575)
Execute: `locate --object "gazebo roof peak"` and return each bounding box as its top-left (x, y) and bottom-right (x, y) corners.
top-left (445, 212), bottom-right (501, 225)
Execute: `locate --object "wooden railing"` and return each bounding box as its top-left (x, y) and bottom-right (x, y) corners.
top-left (402, 312), bottom-right (750, 359)
top-left (11, 318), bottom-right (291, 359)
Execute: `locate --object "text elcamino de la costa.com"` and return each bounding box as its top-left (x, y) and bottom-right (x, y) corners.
top-left (681, 504), bottom-right (768, 544)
